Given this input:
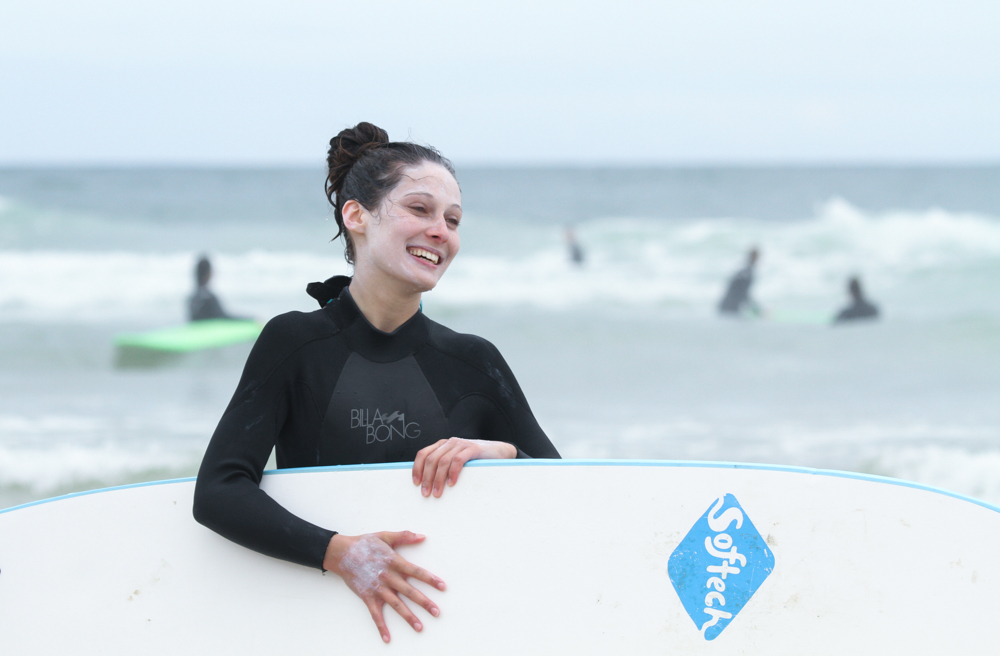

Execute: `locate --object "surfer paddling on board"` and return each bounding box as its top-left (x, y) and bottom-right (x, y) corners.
top-left (718, 247), bottom-right (761, 317)
top-left (187, 255), bottom-right (246, 321)
top-left (193, 122), bottom-right (560, 644)
top-left (833, 276), bottom-right (880, 323)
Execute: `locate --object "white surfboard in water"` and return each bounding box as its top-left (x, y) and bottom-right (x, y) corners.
top-left (1, 460), bottom-right (997, 654)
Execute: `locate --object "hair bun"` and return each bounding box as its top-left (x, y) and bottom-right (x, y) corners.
top-left (326, 122), bottom-right (390, 194)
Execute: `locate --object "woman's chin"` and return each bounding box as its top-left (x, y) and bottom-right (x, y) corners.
top-left (401, 272), bottom-right (441, 295)
top-left (403, 264), bottom-right (447, 293)
top-left (371, 262), bottom-right (443, 295)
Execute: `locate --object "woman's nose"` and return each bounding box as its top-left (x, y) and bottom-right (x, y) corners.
top-left (425, 214), bottom-right (450, 241)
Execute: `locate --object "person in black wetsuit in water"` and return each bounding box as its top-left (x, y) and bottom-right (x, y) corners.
top-left (187, 255), bottom-right (242, 321)
top-left (193, 122), bottom-right (560, 644)
top-left (833, 276), bottom-right (880, 323)
top-left (718, 248), bottom-right (761, 316)
top-left (565, 225), bottom-right (585, 266)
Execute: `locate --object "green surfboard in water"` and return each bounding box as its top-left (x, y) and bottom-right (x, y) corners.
top-left (114, 319), bottom-right (263, 367)
top-left (767, 309), bottom-right (833, 325)
top-left (738, 309), bottom-right (833, 325)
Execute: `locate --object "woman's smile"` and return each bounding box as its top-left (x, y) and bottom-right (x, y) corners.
top-left (406, 246), bottom-right (442, 265)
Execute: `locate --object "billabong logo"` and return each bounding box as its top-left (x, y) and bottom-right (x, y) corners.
top-left (350, 409), bottom-right (422, 444)
top-left (668, 494), bottom-right (774, 641)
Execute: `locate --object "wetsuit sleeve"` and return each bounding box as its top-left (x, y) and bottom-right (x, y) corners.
top-left (460, 341), bottom-right (561, 459)
top-left (193, 317), bottom-right (336, 570)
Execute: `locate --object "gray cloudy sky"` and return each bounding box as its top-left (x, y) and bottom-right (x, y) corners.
top-left (1, 0), bottom-right (998, 164)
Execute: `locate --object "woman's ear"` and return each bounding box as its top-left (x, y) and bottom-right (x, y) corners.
top-left (342, 199), bottom-right (367, 235)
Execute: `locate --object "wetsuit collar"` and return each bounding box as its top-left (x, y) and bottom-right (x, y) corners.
top-left (306, 275), bottom-right (352, 308)
top-left (327, 284), bottom-right (429, 363)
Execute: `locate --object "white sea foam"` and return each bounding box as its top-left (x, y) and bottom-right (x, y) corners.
top-left (439, 199), bottom-right (1000, 315)
top-left (0, 410), bottom-right (212, 497)
top-left (0, 440), bottom-right (200, 494)
top-left (551, 417), bottom-right (1000, 505)
top-left (4, 416), bottom-right (996, 506)
top-left (2, 201), bottom-right (998, 323)
top-left (872, 445), bottom-right (1000, 507)
top-left (0, 250), bottom-right (350, 323)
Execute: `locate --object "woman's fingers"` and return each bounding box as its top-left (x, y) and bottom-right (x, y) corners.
top-left (380, 588), bottom-right (423, 632)
top-left (433, 443), bottom-right (474, 496)
top-left (445, 446), bottom-right (475, 488)
top-left (386, 571), bottom-right (441, 617)
top-left (335, 532), bottom-right (445, 644)
top-left (428, 440), bottom-right (464, 497)
top-left (374, 531), bottom-right (446, 592)
top-left (365, 598), bottom-right (391, 644)
top-left (414, 438), bottom-right (519, 497)
top-left (398, 558), bottom-right (447, 591)
top-left (380, 530), bottom-right (425, 548)
top-left (363, 561), bottom-right (440, 641)
top-left (412, 439), bottom-right (448, 487)
top-left (419, 439), bottom-right (460, 497)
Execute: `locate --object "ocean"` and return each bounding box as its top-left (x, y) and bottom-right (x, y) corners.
top-left (1, 166), bottom-right (999, 510)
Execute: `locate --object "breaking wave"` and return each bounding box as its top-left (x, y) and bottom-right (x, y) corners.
top-left (1, 199), bottom-right (998, 322)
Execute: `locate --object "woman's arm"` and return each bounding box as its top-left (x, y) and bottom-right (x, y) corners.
top-left (192, 317), bottom-right (336, 569)
top-left (193, 315), bottom-right (446, 641)
top-left (411, 339), bottom-right (560, 496)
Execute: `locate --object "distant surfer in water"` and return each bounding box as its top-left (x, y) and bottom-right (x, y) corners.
top-left (193, 122), bottom-right (560, 644)
top-left (718, 247), bottom-right (761, 316)
top-left (833, 276), bottom-right (880, 323)
top-left (565, 225), bottom-right (585, 265)
top-left (187, 255), bottom-right (242, 321)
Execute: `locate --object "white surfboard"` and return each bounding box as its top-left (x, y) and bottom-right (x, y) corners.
top-left (1, 460), bottom-right (997, 654)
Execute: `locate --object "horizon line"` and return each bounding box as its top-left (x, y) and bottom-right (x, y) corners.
top-left (2, 159), bottom-right (999, 170)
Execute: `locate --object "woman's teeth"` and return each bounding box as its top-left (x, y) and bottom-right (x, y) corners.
top-left (407, 248), bottom-right (440, 264)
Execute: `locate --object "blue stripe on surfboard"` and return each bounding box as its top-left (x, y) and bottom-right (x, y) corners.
top-left (3, 459), bottom-right (999, 515)
top-left (0, 476), bottom-right (198, 515)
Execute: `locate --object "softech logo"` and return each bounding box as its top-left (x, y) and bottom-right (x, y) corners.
top-left (668, 494), bottom-right (775, 640)
top-left (350, 409), bottom-right (422, 444)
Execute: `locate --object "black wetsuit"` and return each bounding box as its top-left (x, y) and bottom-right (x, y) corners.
top-left (193, 276), bottom-right (560, 570)
top-left (718, 265), bottom-right (759, 315)
top-left (834, 299), bottom-right (879, 323)
top-left (188, 286), bottom-right (233, 321)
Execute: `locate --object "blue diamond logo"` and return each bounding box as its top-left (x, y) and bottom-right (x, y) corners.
top-left (668, 493), bottom-right (775, 640)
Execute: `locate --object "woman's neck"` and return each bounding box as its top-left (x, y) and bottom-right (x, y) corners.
top-left (347, 274), bottom-right (421, 333)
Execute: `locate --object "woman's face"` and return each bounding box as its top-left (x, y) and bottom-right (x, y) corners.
top-left (353, 161), bottom-right (462, 294)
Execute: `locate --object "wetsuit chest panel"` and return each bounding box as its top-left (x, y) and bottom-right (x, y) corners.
top-left (320, 352), bottom-right (448, 464)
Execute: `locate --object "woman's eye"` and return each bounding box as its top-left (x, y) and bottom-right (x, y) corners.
top-left (447, 217), bottom-right (461, 228)
top-left (411, 205), bottom-right (427, 213)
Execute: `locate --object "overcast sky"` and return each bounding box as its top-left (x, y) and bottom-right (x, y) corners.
top-left (1, 0), bottom-right (998, 165)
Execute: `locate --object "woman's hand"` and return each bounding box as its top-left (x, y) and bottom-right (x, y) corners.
top-left (324, 532), bottom-right (446, 644)
top-left (412, 438), bottom-right (517, 498)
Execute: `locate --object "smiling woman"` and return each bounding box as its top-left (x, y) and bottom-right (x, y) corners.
top-left (192, 122), bottom-right (560, 644)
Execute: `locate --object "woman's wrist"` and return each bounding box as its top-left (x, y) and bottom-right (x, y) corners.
top-left (322, 533), bottom-right (347, 573)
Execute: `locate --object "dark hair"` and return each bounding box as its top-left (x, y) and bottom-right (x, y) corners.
top-left (195, 255), bottom-right (212, 286)
top-left (325, 122), bottom-right (456, 264)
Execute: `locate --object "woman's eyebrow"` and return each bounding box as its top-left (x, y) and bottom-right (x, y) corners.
top-left (401, 191), bottom-right (461, 211)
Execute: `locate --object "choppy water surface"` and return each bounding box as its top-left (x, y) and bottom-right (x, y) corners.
top-left (1, 166), bottom-right (998, 509)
